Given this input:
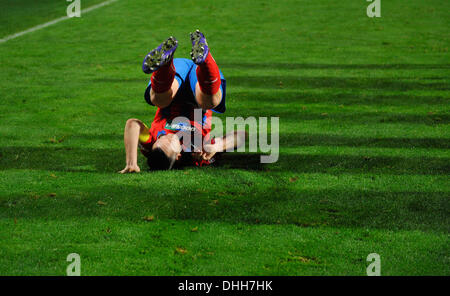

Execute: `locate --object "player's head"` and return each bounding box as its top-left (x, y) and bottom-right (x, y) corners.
top-left (147, 134), bottom-right (182, 170)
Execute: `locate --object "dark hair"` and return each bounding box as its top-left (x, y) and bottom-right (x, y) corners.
top-left (146, 147), bottom-right (176, 170)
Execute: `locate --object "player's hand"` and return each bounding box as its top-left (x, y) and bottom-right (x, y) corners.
top-left (201, 144), bottom-right (217, 161)
top-left (119, 164), bottom-right (141, 174)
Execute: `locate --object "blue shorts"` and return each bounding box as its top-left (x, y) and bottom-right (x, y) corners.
top-left (144, 58), bottom-right (226, 113)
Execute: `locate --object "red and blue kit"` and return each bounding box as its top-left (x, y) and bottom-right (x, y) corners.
top-left (140, 103), bottom-right (214, 152)
top-left (139, 58), bottom-right (226, 166)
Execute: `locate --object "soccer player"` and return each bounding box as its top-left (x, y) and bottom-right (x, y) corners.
top-left (120, 30), bottom-right (245, 173)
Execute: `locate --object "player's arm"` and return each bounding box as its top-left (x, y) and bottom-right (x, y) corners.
top-left (119, 118), bottom-right (149, 173)
top-left (200, 130), bottom-right (247, 161)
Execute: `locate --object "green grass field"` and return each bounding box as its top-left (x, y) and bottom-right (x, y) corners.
top-left (0, 0), bottom-right (449, 275)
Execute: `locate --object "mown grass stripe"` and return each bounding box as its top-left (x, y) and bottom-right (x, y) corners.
top-left (0, 0), bottom-right (118, 44)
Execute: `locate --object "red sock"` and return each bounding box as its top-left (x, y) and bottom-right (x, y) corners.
top-left (150, 59), bottom-right (176, 93)
top-left (196, 52), bottom-right (221, 95)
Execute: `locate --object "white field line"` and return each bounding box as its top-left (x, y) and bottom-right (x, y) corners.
top-left (0, 0), bottom-right (118, 44)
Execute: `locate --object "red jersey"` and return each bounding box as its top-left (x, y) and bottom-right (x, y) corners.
top-left (148, 107), bottom-right (212, 148)
top-left (141, 96), bottom-right (214, 167)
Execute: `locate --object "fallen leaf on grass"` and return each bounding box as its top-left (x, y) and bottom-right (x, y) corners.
top-left (142, 215), bottom-right (154, 222)
top-left (49, 136), bottom-right (66, 144)
top-left (291, 255), bottom-right (312, 263)
top-left (191, 227), bottom-right (198, 232)
top-left (97, 201), bottom-right (107, 206)
top-left (49, 174), bottom-right (57, 178)
top-left (176, 247), bottom-right (188, 254)
top-left (289, 176), bottom-right (299, 183)
top-left (287, 251), bottom-right (317, 263)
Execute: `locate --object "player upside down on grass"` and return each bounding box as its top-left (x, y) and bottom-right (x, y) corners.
top-left (120, 30), bottom-right (246, 173)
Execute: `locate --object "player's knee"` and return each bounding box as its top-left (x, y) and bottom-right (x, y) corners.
top-left (196, 92), bottom-right (222, 110)
top-left (197, 100), bottom-right (215, 110)
top-left (125, 118), bottom-right (140, 128)
top-left (150, 91), bottom-right (172, 109)
top-left (150, 96), bottom-right (171, 109)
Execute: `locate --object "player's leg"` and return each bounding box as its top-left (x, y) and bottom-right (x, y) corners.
top-left (150, 79), bottom-right (179, 108)
top-left (120, 118), bottom-right (149, 173)
top-left (190, 30), bottom-right (224, 110)
top-left (142, 36), bottom-right (179, 108)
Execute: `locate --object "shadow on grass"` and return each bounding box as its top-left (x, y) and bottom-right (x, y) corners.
top-left (219, 152), bottom-right (449, 176)
top-left (281, 133), bottom-right (450, 149)
top-left (91, 64), bottom-right (450, 93)
top-left (220, 62), bottom-right (450, 70)
top-left (226, 76), bottom-right (449, 91)
top-left (231, 91), bottom-right (448, 107)
top-left (232, 109), bottom-right (449, 125)
top-left (1, 144), bottom-right (448, 232)
top-left (0, 146), bottom-right (448, 175)
top-left (1, 183), bottom-right (448, 233)
top-left (91, 77), bottom-right (145, 84)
